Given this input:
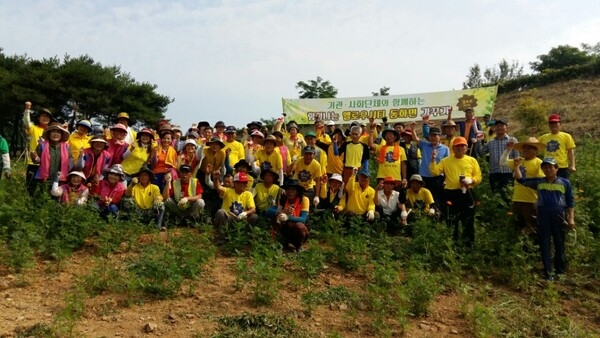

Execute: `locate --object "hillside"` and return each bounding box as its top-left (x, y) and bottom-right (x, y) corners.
top-left (493, 77), bottom-right (600, 139)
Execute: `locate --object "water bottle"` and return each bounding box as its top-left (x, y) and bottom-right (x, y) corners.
top-left (459, 174), bottom-right (466, 194)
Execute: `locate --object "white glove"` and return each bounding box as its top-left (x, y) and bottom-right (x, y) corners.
top-left (178, 197), bottom-right (188, 206)
top-left (470, 138), bottom-right (477, 144)
top-left (278, 213), bottom-right (289, 222)
top-left (428, 208), bottom-right (436, 216)
top-left (313, 196), bottom-right (320, 206)
top-left (238, 212), bottom-right (248, 220)
top-left (366, 210), bottom-right (375, 221)
top-left (462, 177), bottom-right (473, 185)
top-left (400, 210), bottom-right (408, 219)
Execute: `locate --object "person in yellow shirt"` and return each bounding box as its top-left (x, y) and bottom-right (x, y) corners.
top-left (124, 165), bottom-right (165, 230)
top-left (538, 114), bottom-right (576, 179)
top-left (266, 178), bottom-right (310, 251)
top-left (68, 120), bottom-right (92, 161)
top-left (318, 173), bottom-right (344, 212)
top-left (404, 174), bottom-right (437, 218)
top-left (121, 128), bottom-right (155, 183)
top-left (212, 171), bottom-right (258, 244)
top-left (252, 135), bottom-right (284, 186)
top-left (253, 166), bottom-right (282, 215)
top-left (23, 102), bottom-right (55, 195)
top-left (500, 137), bottom-right (546, 236)
top-left (223, 126), bottom-right (245, 173)
top-left (316, 127), bottom-right (344, 177)
top-left (368, 122), bottom-right (407, 186)
top-left (277, 122), bottom-right (306, 162)
top-left (429, 137), bottom-right (482, 248)
top-left (303, 131), bottom-right (327, 180)
top-left (337, 126), bottom-right (370, 185)
top-left (288, 146), bottom-right (321, 204)
top-left (440, 120), bottom-right (458, 156)
top-left (336, 167), bottom-right (377, 222)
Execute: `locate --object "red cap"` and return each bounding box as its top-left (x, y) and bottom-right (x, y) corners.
top-left (234, 172), bottom-right (248, 183)
top-left (548, 114), bottom-right (560, 123)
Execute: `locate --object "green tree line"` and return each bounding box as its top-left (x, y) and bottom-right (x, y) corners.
top-left (0, 49), bottom-right (173, 155)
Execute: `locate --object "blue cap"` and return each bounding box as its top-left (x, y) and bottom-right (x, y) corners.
top-left (541, 157), bottom-right (558, 167)
top-left (358, 167), bottom-right (370, 177)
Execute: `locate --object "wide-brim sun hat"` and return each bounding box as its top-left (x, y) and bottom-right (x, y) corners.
top-left (381, 127), bottom-right (400, 141)
top-left (207, 137), bottom-right (225, 148)
top-left (102, 164), bottom-right (126, 181)
top-left (89, 135), bottom-right (109, 148)
top-left (259, 166), bottom-right (280, 181)
top-left (43, 122), bottom-right (70, 142)
top-left (110, 123), bottom-right (128, 133)
top-left (67, 171), bottom-right (87, 180)
top-left (263, 135), bottom-right (283, 147)
top-left (137, 128), bottom-right (155, 141)
top-left (282, 178), bottom-right (305, 195)
top-left (132, 165), bottom-right (155, 180)
top-left (514, 137), bottom-right (545, 153)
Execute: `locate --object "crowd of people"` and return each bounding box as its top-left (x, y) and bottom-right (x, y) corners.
top-left (0, 102), bottom-right (578, 280)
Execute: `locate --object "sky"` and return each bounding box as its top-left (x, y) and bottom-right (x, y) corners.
top-left (1, 0), bottom-right (600, 128)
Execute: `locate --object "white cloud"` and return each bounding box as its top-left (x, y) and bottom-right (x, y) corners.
top-left (2, 0), bottom-right (599, 127)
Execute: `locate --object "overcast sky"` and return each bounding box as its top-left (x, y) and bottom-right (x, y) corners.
top-left (2, 0), bottom-right (599, 128)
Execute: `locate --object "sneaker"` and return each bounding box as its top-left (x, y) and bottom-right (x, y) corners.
top-left (544, 274), bottom-right (554, 281)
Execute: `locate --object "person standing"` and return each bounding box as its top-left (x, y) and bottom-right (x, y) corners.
top-left (68, 120), bottom-right (92, 161)
top-left (0, 133), bottom-right (10, 179)
top-left (23, 102), bottom-right (55, 194)
top-left (513, 157), bottom-right (575, 281)
top-left (115, 112), bottom-right (137, 145)
top-left (483, 119), bottom-right (518, 198)
top-left (430, 137), bottom-right (482, 248)
top-left (411, 124), bottom-right (449, 210)
top-left (538, 114), bottom-right (576, 179)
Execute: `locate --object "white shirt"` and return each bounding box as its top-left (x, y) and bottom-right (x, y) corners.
top-left (377, 189), bottom-right (400, 216)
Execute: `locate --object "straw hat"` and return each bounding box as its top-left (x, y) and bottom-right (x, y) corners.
top-left (513, 137), bottom-right (545, 152)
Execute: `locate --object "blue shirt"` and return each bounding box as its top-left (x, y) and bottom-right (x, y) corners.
top-left (417, 141), bottom-right (450, 177)
top-left (484, 135), bottom-right (518, 174)
top-left (518, 176), bottom-right (574, 209)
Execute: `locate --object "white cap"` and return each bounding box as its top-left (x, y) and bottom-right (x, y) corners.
top-left (329, 173), bottom-right (343, 183)
top-left (327, 121), bottom-right (336, 126)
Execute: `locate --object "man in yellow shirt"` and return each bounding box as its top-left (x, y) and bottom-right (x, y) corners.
top-left (212, 171), bottom-right (258, 244)
top-left (336, 167), bottom-right (376, 222)
top-left (338, 126), bottom-right (370, 185)
top-left (303, 131), bottom-right (327, 179)
top-left (253, 166), bottom-right (281, 215)
top-left (252, 135), bottom-right (284, 186)
top-left (538, 114), bottom-right (576, 179)
top-left (288, 146), bottom-right (322, 205)
top-left (368, 122), bottom-right (407, 186)
top-left (223, 126), bottom-right (245, 174)
top-left (430, 137), bottom-right (482, 248)
top-left (124, 165), bottom-right (165, 230)
top-left (68, 120), bottom-right (92, 161)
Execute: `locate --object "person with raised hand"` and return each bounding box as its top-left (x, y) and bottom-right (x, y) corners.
top-left (513, 157), bottom-right (575, 281)
top-left (335, 167), bottom-right (377, 222)
top-left (50, 170), bottom-right (89, 206)
top-left (163, 164), bottom-right (205, 225)
top-left (266, 178), bottom-right (310, 251)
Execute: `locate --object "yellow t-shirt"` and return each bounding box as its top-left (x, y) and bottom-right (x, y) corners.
top-left (375, 143), bottom-right (407, 180)
top-left (344, 142), bottom-right (365, 168)
top-left (121, 145), bottom-right (151, 175)
top-left (405, 187), bottom-right (435, 210)
top-left (506, 157), bottom-right (545, 203)
top-left (68, 132), bottom-right (91, 161)
top-left (253, 183), bottom-right (281, 211)
top-left (430, 155), bottom-right (482, 190)
top-left (254, 149), bottom-right (283, 172)
top-left (282, 135), bottom-right (306, 160)
top-left (538, 132), bottom-right (576, 168)
top-left (325, 143), bottom-right (343, 175)
top-left (338, 176), bottom-right (376, 215)
top-left (293, 159), bottom-right (322, 190)
top-left (26, 124), bottom-right (45, 165)
top-left (221, 187), bottom-right (255, 216)
top-left (130, 183), bottom-right (162, 210)
top-left (224, 140), bottom-right (245, 168)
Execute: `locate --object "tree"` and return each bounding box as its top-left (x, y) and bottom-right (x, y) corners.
top-left (530, 45), bottom-right (592, 72)
top-left (372, 86), bottom-right (390, 96)
top-left (0, 50), bottom-right (172, 154)
top-left (463, 64), bottom-right (483, 89)
top-left (513, 91), bottom-right (552, 137)
top-left (296, 76), bottom-right (338, 99)
top-left (463, 59), bottom-right (524, 89)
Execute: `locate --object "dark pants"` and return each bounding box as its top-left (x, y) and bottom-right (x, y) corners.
top-left (274, 220), bottom-right (309, 250)
top-left (444, 189), bottom-right (476, 248)
top-left (490, 173), bottom-right (514, 204)
top-left (26, 164), bottom-right (39, 196)
top-left (423, 176), bottom-right (444, 209)
top-left (538, 207), bottom-right (567, 278)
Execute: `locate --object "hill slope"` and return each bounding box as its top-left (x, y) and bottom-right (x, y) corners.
top-left (493, 77), bottom-right (600, 139)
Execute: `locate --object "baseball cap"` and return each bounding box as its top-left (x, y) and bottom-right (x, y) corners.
top-left (541, 157), bottom-right (558, 167)
top-left (327, 121), bottom-right (336, 126)
top-left (302, 145), bottom-right (315, 154)
top-left (429, 127), bottom-right (441, 135)
top-left (548, 114), bottom-right (560, 123)
top-left (179, 165), bottom-right (192, 173)
top-left (452, 137), bottom-right (468, 147)
top-left (234, 172), bottom-right (249, 182)
top-left (494, 119), bottom-right (508, 126)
